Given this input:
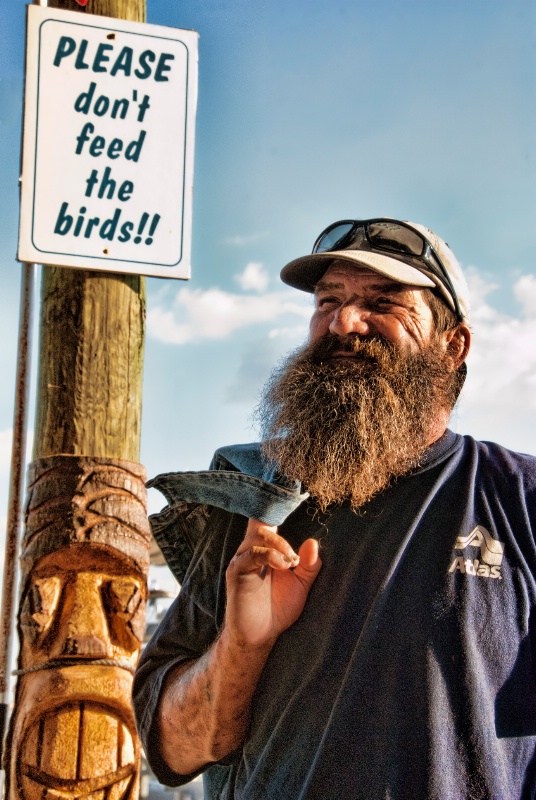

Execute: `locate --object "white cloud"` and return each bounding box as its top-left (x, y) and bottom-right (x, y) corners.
top-left (463, 271), bottom-right (536, 400)
top-left (457, 271), bottom-right (536, 452)
top-left (464, 267), bottom-right (503, 323)
top-left (222, 232), bottom-right (268, 247)
top-left (234, 262), bottom-right (269, 292)
top-left (513, 274), bottom-right (536, 318)
top-left (268, 324), bottom-right (309, 340)
top-left (464, 316), bottom-right (536, 403)
top-left (147, 287), bottom-right (311, 345)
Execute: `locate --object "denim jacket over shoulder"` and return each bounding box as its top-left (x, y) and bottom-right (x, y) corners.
top-left (147, 443), bottom-right (309, 584)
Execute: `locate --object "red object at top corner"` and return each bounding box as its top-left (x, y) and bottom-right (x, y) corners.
top-left (75, 0), bottom-right (89, 6)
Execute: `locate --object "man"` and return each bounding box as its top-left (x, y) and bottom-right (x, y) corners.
top-left (133, 219), bottom-right (536, 799)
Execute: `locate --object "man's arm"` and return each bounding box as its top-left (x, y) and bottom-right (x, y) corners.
top-left (157, 519), bottom-right (322, 776)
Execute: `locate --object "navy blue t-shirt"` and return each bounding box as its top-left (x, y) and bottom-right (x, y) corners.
top-left (134, 432), bottom-right (536, 799)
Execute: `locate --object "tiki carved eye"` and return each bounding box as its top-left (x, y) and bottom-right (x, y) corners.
top-left (20, 576), bottom-right (61, 642)
top-left (103, 577), bottom-right (146, 646)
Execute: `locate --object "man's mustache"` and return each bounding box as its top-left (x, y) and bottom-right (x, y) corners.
top-left (309, 333), bottom-right (395, 363)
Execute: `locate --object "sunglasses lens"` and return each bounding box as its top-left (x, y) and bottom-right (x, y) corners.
top-left (367, 222), bottom-right (424, 257)
top-left (314, 223), bottom-right (355, 253)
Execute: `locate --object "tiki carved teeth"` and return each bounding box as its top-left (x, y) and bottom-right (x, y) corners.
top-left (19, 702), bottom-right (136, 800)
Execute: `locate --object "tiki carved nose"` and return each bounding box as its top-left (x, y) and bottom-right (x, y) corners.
top-left (54, 572), bottom-right (112, 660)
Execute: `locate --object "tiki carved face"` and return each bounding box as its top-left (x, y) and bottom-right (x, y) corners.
top-left (9, 544), bottom-right (147, 800)
top-left (19, 545), bottom-right (146, 667)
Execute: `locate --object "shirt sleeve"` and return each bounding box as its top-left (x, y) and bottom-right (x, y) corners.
top-left (132, 506), bottom-right (248, 786)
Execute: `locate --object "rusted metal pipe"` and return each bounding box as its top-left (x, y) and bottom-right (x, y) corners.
top-left (0, 262), bottom-right (35, 767)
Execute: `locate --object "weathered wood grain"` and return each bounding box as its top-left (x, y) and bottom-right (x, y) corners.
top-left (7, 1), bottom-right (150, 797)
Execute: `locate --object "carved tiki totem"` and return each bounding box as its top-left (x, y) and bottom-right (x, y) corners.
top-left (6, 455), bottom-right (151, 800)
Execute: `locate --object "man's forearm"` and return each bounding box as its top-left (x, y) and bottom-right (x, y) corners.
top-left (157, 523), bottom-right (321, 776)
top-left (158, 628), bottom-right (274, 775)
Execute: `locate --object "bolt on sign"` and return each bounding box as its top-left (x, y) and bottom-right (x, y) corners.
top-left (18, 5), bottom-right (198, 279)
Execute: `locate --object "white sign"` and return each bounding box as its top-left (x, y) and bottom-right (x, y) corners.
top-left (18, 5), bottom-right (198, 279)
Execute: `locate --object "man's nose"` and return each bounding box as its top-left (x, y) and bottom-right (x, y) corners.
top-left (329, 302), bottom-right (371, 337)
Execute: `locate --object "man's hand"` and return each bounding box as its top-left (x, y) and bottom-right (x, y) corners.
top-left (224, 519), bottom-right (322, 649)
top-left (158, 519), bottom-right (321, 775)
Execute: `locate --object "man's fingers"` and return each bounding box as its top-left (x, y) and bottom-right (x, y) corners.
top-left (231, 545), bottom-right (299, 575)
top-left (232, 523), bottom-right (321, 587)
top-left (293, 538), bottom-right (322, 584)
top-left (237, 519), bottom-right (299, 563)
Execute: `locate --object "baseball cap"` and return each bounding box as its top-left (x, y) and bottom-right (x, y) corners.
top-left (280, 218), bottom-right (470, 322)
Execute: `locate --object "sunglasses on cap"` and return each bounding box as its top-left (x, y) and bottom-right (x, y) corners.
top-left (312, 218), bottom-right (463, 322)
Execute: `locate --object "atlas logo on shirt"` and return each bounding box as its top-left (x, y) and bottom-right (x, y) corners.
top-left (448, 525), bottom-right (504, 579)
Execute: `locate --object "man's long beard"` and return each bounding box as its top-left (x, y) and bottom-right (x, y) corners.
top-left (258, 334), bottom-right (459, 512)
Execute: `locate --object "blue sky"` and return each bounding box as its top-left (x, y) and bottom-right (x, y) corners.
top-left (1, 0), bottom-right (536, 554)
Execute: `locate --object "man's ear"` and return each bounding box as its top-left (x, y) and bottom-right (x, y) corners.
top-left (443, 323), bottom-right (471, 370)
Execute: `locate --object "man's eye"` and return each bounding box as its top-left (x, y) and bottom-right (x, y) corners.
top-left (318, 296), bottom-right (339, 308)
top-left (374, 297), bottom-right (396, 307)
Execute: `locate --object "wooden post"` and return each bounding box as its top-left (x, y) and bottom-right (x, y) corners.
top-left (5, 0), bottom-right (150, 797)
